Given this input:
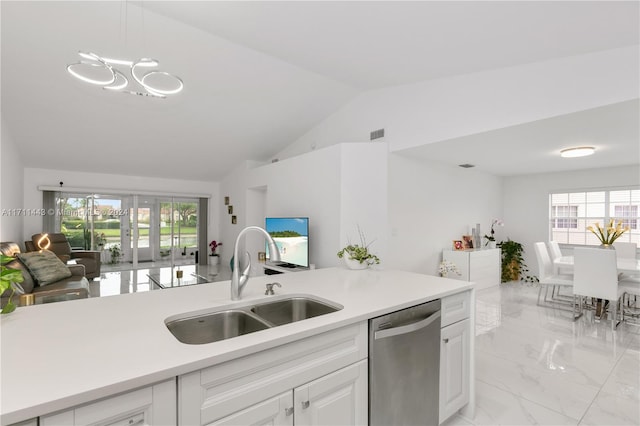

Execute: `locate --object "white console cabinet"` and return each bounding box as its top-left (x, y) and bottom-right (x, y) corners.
top-left (39, 379), bottom-right (176, 426)
top-left (443, 248), bottom-right (500, 290)
top-left (178, 323), bottom-right (368, 425)
top-left (439, 291), bottom-right (472, 424)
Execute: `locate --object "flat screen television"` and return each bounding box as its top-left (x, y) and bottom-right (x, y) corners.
top-left (265, 217), bottom-right (309, 268)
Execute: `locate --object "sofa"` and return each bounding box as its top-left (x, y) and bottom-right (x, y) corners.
top-left (0, 242), bottom-right (89, 307)
top-left (26, 233), bottom-right (101, 279)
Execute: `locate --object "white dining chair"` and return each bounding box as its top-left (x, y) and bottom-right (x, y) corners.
top-left (613, 241), bottom-right (638, 259)
top-left (534, 242), bottom-right (576, 316)
top-left (573, 247), bottom-right (625, 330)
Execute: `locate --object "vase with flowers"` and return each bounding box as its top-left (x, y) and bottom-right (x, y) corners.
top-left (439, 260), bottom-right (461, 278)
top-left (483, 219), bottom-right (504, 249)
top-left (587, 219), bottom-right (630, 248)
top-left (209, 240), bottom-right (223, 265)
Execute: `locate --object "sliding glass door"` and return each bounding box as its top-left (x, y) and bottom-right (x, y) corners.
top-left (55, 192), bottom-right (200, 270)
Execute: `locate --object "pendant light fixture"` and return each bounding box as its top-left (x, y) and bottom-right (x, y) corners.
top-left (66, 1), bottom-right (183, 98)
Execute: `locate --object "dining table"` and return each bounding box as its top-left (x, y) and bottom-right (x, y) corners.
top-left (554, 256), bottom-right (640, 275)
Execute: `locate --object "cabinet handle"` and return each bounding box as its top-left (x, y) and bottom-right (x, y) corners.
top-left (301, 400), bottom-right (310, 409)
top-left (443, 338), bottom-right (449, 343)
top-left (285, 407), bottom-right (294, 416)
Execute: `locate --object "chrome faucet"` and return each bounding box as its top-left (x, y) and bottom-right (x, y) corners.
top-left (265, 282), bottom-right (282, 295)
top-left (230, 226), bottom-right (281, 301)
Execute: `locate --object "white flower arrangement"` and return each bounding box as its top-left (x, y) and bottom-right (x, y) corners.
top-left (439, 260), bottom-right (461, 277)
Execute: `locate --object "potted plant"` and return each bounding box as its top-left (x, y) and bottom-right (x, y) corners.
top-left (109, 244), bottom-right (121, 265)
top-left (587, 219), bottom-right (630, 247)
top-left (337, 228), bottom-right (380, 270)
top-left (483, 219), bottom-right (504, 248)
top-left (496, 239), bottom-right (538, 283)
top-left (209, 240), bottom-right (222, 265)
top-left (1, 254), bottom-right (25, 314)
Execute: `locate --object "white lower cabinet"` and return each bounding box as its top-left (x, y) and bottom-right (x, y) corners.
top-left (439, 290), bottom-right (472, 424)
top-left (40, 379), bottom-right (176, 426)
top-left (178, 322), bottom-right (368, 425)
top-left (294, 361), bottom-right (367, 426)
top-left (211, 361), bottom-right (367, 426)
top-left (439, 318), bottom-right (471, 424)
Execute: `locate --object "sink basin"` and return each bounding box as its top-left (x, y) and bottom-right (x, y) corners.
top-left (165, 295), bottom-right (343, 344)
top-left (166, 310), bottom-right (270, 345)
top-left (251, 297), bottom-right (342, 326)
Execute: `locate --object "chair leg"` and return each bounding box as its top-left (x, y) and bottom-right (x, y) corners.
top-left (573, 294), bottom-right (583, 321)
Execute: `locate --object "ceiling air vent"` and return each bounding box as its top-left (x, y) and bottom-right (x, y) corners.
top-left (370, 129), bottom-right (385, 141)
top-left (458, 164), bottom-right (475, 168)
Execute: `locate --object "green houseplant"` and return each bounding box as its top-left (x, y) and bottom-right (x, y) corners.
top-left (496, 239), bottom-right (538, 283)
top-left (109, 244), bottom-right (122, 264)
top-left (337, 228), bottom-right (380, 269)
top-left (1, 254), bottom-right (24, 314)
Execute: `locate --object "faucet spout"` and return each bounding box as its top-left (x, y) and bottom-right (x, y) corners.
top-left (230, 226), bottom-right (280, 301)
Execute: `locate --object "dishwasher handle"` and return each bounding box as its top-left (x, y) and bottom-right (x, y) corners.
top-left (374, 310), bottom-right (441, 340)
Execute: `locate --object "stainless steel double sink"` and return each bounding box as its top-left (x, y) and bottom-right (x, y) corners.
top-left (165, 295), bottom-right (343, 345)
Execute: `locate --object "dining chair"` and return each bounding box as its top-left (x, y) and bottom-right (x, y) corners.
top-left (573, 247), bottom-right (625, 330)
top-left (613, 241), bottom-right (638, 259)
top-left (546, 240), bottom-right (573, 297)
top-left (533, 242), bottom-right (577, 316)
top-left (619, 277), bottom-right (640, 325)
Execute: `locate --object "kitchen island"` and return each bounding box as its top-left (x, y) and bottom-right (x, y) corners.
top-left (1, 267), bottom-right (474, 425)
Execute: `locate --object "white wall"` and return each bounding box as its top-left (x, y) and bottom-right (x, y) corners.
top-left (0, 121), bottom-right (25, 242)
top-left (387, 154), bottom-right (503, 275)
top-left (220, 143), bottom-right (388, 270)
top-left (275, 47), bottom-right (638, 160)
top-left (503, 165), bottom-right (640, 276)
top-left (22, 168), bottom-right (219, 248)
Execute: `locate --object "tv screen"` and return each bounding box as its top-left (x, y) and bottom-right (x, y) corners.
top-left (265, 217), bottom-right (309, 268)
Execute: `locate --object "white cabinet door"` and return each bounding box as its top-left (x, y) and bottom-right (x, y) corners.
top-left (40, 380), bottom-right (176, 426)
top-left (439, 319), bottom-right (470, 424)
top-left (294, 360), bottom-right (367, 426)
top-left (208, 392), bottom-right (293, 426)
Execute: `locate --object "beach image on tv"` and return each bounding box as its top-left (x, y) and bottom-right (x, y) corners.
top-left (266, 218), bottom-right (308, 267)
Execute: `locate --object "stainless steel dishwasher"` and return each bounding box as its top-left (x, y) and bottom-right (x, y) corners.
top-left (369, 299), bottom-right (441, 426)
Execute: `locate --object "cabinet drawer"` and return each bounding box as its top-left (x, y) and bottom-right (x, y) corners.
top-left (441, 291), bottom-right (471, 328)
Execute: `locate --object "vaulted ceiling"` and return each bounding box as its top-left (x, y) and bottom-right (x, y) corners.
top-left (2, 1), bottom-right (638, 181)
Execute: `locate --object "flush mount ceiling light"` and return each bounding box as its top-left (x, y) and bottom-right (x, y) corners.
top-left (67, 51), bottom-right (183, 98)
top-left (560, 146), bottom-right (596, 158)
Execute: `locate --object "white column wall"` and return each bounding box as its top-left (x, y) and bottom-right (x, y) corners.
top-left (387, 154), bottom-right (503, 276)
top-left (220, 143), bottom-right (388, 270)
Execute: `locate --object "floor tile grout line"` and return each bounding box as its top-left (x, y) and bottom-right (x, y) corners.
top-left (475, 378), bottom-right (581, 425)
top-left (575, 344), bottom-right (630, 425)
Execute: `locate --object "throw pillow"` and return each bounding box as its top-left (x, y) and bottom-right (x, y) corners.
top-left (16, 250), bottom-right (72, 286)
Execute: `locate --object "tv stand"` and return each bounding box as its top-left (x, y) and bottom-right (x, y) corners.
top-left (263, 262), bottom-right (309, 275)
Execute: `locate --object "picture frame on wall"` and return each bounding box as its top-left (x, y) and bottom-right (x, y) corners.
top-left (453, 240), bottom-right (464, 251)
top-left (231, 215), bottom-right (237, 225)
top-left (462, 235), bottom-right (474, 249)
top-left (228, 205), bottom-right (233, 214)
top-left (224, 196), bottom-right (230, 205)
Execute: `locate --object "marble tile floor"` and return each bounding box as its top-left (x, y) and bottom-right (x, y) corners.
top-left (446, 282), bottom-right (640, 426)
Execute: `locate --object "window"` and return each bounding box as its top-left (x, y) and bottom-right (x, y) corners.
top-left (551, 205), bottom-right (578, 229)
top-left (549, 188), bottom-right (639, 247)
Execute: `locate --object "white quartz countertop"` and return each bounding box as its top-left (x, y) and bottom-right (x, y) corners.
top-left (0, 267), bottom-right (473, 424)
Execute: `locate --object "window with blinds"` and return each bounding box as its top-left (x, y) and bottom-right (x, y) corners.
top-left (549, 188), bottom-right (640, 246)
